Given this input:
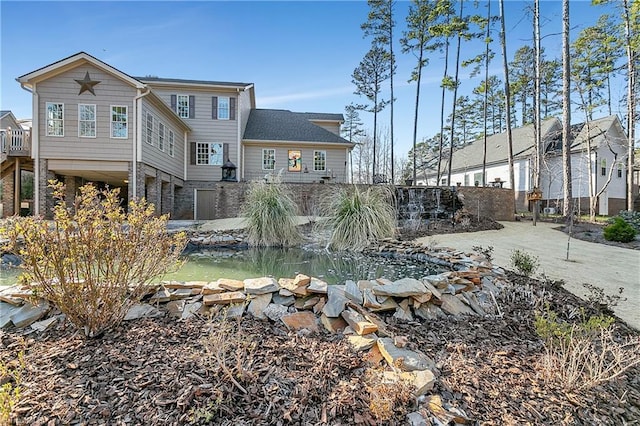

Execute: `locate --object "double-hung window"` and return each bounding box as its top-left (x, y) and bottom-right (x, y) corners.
top-left (313, 150), bottom-right (326, 171)
top-left (78, 104), bottom-right (96, 137)
top-left (145, 112), bottom-right (154, 145)
top-left (601, 158), bottom-right (606, 176)
top-left (218, 97), bottom-right (230, 120)
top-left (111, 106), bottom-right (128, 138)
top-left (196, 142), bottom-right (223, 165)
top-left (262, 149), bottom-right (275, 170)
top-left (158, 122), bottom-right (165, 152)
top-left (168, 130), bottom-right (174, 157)
top-left (177, 95), bottom-right (189, 119)
top-left (46, 102), bottom-right (64, 136)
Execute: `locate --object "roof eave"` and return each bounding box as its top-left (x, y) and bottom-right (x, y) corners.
top-left (242, 138), bottom-right (354, 148)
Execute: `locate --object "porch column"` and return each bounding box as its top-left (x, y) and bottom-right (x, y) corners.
top-left (13, 158), bottom-right (20, 215)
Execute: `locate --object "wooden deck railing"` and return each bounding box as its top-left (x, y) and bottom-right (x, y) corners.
top-left (1, 127), bottom-right (31, 157)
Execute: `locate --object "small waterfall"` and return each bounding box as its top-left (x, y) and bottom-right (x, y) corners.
top-left (395, 186), bottom-right (462, 230)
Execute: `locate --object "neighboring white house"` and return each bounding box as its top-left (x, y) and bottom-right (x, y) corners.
top-left (422, 115), bottom-right (630, 215)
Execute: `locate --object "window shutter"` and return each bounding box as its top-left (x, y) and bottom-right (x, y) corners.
top-left (212, 97), bottom-right (218, 120)
top-left (230, 98), bottom-right (236, 120)
top-left (170, 95), bottom-right (177, 112)
top-left (223, 143), bottom-right (229, 161)
top-left (190, 142), bottom-right (196, 165)
top-left (189, 96), bottom-right (195, 119)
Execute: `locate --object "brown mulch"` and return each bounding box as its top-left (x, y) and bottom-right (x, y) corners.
top-left (2, 272), bottom-right (640, 425)
top-left (556, 220), bottom-right (640, 250)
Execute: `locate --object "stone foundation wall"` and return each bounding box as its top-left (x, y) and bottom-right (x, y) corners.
top-left (175, 183), bottom-right (516, 222)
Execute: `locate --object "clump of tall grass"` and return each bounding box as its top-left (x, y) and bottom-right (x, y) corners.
top-left (241, 176), bottom-right (301, 247)
top-left (321, 185), bottom-right (396, 251)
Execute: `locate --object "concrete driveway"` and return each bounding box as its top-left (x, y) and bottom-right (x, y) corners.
top-left (415, 221), bottom-right (640, 330)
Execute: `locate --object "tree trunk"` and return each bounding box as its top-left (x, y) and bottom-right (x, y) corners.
top-left (499, 0), bottom-right (515, 207)
top-left (389, 0), bottom-right (395, 184)
top-left (482, 0), bottom-right (491, 188)
top-left (533, 0), bottom-right (541, 225)
top-left (623, 0), bottom-right (636, 211)
top-left (412, 47), bottom-right (424, 185)
top-left (437, 32), bottom-right (450, 185)
top-left (447, 0), bottom-right (464, 186)
top-left (562, 0), bottom-right (573, 218)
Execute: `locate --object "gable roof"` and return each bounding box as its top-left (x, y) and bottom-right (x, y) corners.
top-left (135, 76), bottom-right (252, 89)
top-left (433, 115), bottom-right (624, 174)
top-left (243, 109), bottom-right (352, 145)
top-left (0, 110), bottom-right (11, 118)
top-left (17, 51), bottom-right (145, 89)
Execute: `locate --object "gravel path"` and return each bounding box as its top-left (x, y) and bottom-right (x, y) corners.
top-left (415, 221), bottom-right (640, 330)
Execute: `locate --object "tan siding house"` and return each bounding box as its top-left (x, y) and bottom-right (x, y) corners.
top-left (7, 52), bottom-right (352, 219)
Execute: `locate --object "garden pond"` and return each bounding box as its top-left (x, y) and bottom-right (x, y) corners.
top-left (0, 246), bottom-right (446, 287)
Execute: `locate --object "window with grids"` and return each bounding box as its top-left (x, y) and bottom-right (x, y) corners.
top-left (78, 104), bottom-right (96, 137)
top-left (158, 122), bottom-right (165, 151)
top-left (168, 130), bottom-right (174, 157)
top-left (46, 102), bottom-right (64, 136)
top-left (617, 163), bottom-right (623, 178)
top-left (262, 149), bottom-right (275, 170)
top-left (196, 142), bottom-right (223, 165)
top-left (313, 150), bottom-right (326, 171)
top-left (218, 97), bottom-right (230, 120)
top-left (111, 106), bottom-right (128, 138)
top-left (177, 95), bottom-right (189, 119)
top-left (601, 158), bottom-right (606, 176)
top-left (145, 112), bottom-right (154, 145)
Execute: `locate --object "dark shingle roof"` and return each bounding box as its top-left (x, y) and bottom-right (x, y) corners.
top-left (296, 112), bottom-right (344, 122)
top-left (243, 109), bottom-right (351, 144)
top-left (135, 76), bottom-right (252, 88)
top-left (0, 110), bottom-right (12, 118)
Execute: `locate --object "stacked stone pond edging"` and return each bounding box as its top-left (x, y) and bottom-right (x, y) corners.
top-left (0, 238), bottom-right (509, 424)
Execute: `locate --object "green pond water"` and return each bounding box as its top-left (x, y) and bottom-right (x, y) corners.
top-left (0, 247), bottom-right (444, 287)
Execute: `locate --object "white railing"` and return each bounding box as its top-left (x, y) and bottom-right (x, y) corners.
top-left (0, 128), bottom-right (31, 155)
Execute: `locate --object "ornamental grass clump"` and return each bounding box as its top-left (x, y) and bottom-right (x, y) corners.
top-left (241, 177), bottom-right (301, 247)
top-left (322, 185), bottom-right (396, 251)
top-left (0, 181), bottom-right (186, 338)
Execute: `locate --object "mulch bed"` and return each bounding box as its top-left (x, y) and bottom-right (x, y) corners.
top-left (2, 271), bottom-right (639, 425)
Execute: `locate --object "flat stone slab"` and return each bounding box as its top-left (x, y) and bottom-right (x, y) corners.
top-left (347, 334), bottom-right (378, 351)
top-left (263, 303), bottom-right (289, 322)
top-left (203, 291), bottom-right (246, 305)
top-left (30, 316), bottom-right (59, 332)
top-left (322, 285), bottom-right (348, 318)
top-left (320, 313), bottom-right (348, 333)
top-left (307, 277), bottom-right (328, 294)
top-left (376, 338), bottom-right (435, 372)
top-left (218, 278), bottom-right (245, 291)
top-left (385, 369), bottom-right (436, 396)
top-left (272, 293), bottom-right (295, 306)
top-left (281, 311), bottom-right (319, 333)
top-left (181, 302), bottom-right (202, 319)
top-left (124, 304), bottom-right (162, 321)
top-left (344, 280), bottom-right (363, 305)
top-left (372, 278), bottom-right (428, 298)
top-left (341, 308), bottom-right (378, 335)
top-left (0, 302), bottom-right (22, 328)
top-left (202, 281), bottom-right (225, 295)
top-left (244, 277), bottom-right (279, 295)
top-left (440, 294), bottom-right (477, 316)
top-left (10, 301), bottom-right (50, 328)
top-left (248, 293), bottom-right (272, 319)
top-left (414, 303), bottom-right (446, 320)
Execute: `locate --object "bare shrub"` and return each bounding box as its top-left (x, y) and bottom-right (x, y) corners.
top-left (199, 306), bottom-right (258, 395)
top-left (1, 181), bottom-right (186, 338)
top-left (364, 368), bottom-right (413, 422)
top-left (535, 309), bottom-right (640, 391)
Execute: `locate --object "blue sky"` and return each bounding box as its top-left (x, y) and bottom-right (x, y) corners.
top-left (0, 1), bottom-right (622, 158)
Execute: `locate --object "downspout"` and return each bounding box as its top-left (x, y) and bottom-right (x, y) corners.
top-left (20, 82), bottom-right (38, 215)
top-left (237, 88), bottom-right (241, 180)
top-left (133, 87), bottom-right (151, 200)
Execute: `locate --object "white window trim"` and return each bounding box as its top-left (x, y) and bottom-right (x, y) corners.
top-left (78, 104), bottom-right (96, 138)
top-left (168, 130), bottom-right (174, 157)
top-left (196, 142), bottom-right (223, 165)
top-left (110, 105), bottom-right (128, 139)
top-left (218, 96), bottom-right (230, 120)
top-left (313, 150), bottom-right (326, 172)
top-left (145, 112), bottom-right (154, 145)
top-left (46, 102), bottom-right (64, 137)
top-left (262, 148), bottom-right (276, 170)
top-left (158, 122), bottom-right (165, 152)
top-left (177, 94), bottom-right (189, 119)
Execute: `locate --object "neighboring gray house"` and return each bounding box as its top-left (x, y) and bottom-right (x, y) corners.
top-left (2, 52), bottom-right (353, 219)
top-left (1, 110), bottom-right (32, 216)
top-left (422, 115), bottom-right (630, 215)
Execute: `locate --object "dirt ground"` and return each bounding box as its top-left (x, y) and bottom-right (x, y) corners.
top-left (1, 218), bottom-right (639, 425)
